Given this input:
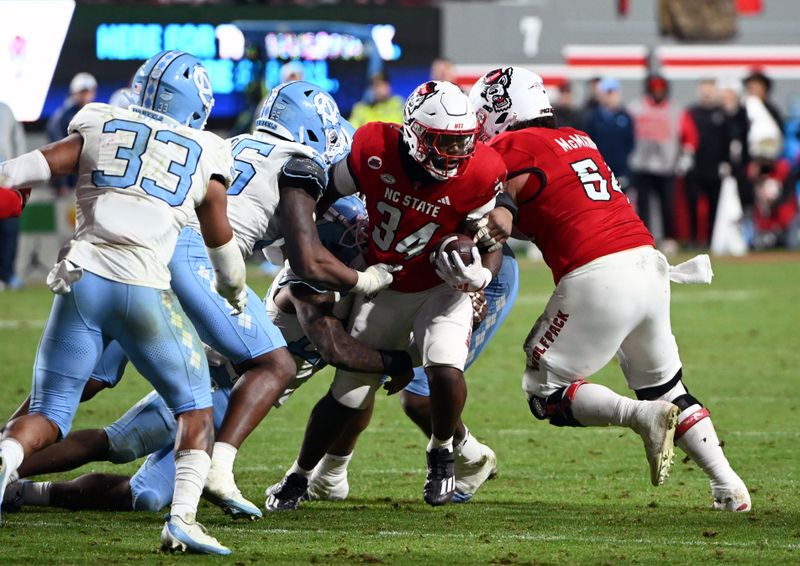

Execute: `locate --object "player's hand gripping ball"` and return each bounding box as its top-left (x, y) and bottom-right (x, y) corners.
top-left (431, 233), bottom-right (492, 292)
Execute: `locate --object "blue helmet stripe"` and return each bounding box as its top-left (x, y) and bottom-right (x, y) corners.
top-left (142, 50), bottom-right (182, 111)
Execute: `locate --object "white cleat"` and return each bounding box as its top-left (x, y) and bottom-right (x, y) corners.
top-left (453, 443), bottom-right (497, 503)
top-left (306, 470), bottom-right (349, 501)
top-left (203, 469), bottom-right (262, 520)
top-left (0, 453), bottom-right (12, 526)
top-left (631, 401), bottom-right (680, 486)
top-left (160, 514), bottom-right (231, 555)
top-left (712, 477), bottom-right (751, 512)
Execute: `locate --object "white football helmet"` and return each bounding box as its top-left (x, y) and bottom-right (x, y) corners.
top-left (402, 80), bottom-right (479, 180)
top-left (468, 67), bottom-right (553, 141)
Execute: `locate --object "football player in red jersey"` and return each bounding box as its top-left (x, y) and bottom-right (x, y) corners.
top-left (469, 67), bottom-right (750, 511)
top-left (265, 81), bottom-right (508, 508)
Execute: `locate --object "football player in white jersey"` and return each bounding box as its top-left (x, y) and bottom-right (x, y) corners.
top-left (2, 198), bottom-right (413, 516)
top-left (0, 51), bottom-right (244, 554)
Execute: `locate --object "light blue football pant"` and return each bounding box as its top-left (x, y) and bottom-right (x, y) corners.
top-left (403, 246), bottom-right (520, 396)
top-left (90, 227), bottom-right (286, 390)
top-left (30, 271), bottom-right (212, 438)
top-left (102, 384), bottom-right (231, 512)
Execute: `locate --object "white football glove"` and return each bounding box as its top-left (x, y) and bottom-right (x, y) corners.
top-left (434, 247), bottom-right (492, 292)
top-left (469, 290), bottom-right (488, 327)
top-left (46, 259), bottom-right (84, 295)
top-left (352, 263), bottom-right (401, 295)
top-left (469, 216), bottom-right (503, 253)
top-left (226, 287), bottom-right (249, 316)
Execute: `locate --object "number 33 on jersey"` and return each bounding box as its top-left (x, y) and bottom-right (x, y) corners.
top-left (67, 103), bottom-right (233, 288)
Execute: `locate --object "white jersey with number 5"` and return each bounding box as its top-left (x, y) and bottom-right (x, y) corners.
top-left (185, 132), bottom-right (326, 259)
top-left (65, 103), bottom-right (234, 289)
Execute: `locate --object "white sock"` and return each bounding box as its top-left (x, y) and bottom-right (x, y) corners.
top-left (570, 383), bottom-right (639, 427)
top-left (288, 460), bottom-right (313, 479)
top-left (427, 435), bottom-right (454, 452)
top-left (676, 413), bottom-right (737, 486)
top-left (316, 453), bottom-right (352, 477)
top-left (170, 449), bottom-right (211, 520)
top-left (210, 442), bottom-right (237, 477)
top-left (455, 429), bottom-right (483, 462)
top-left (0, 439), bottom-right (25, 482)
top-left (21, 481), bottom-right (51, 506)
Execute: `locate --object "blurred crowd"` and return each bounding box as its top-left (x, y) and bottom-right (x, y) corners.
top-left (555, 70), bottom-right (800, 253)
top-left (2, 61), bottom-right (798, 290)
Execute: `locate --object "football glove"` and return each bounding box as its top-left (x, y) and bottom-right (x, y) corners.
top-left (434, 247), bottom-right (492, 292)
top-left (352, 263), bottom-right (401, 296)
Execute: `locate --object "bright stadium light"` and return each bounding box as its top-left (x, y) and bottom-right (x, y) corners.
top-left (0, 0), bottom-right (75, 121)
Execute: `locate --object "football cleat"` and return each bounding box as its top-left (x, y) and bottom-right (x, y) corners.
top-left (264, 473), bottom-right (308, 512)
top-left (1, 479), bottom-right (27, 512)
top-left (306, 469), bottom-right (350, 501)
top-left (160, 513), bottom-right (231, 555)
top-left (711, 477), bottom-right (751, 512)
top-left (0, 453), bottom-right (12, 525)
top-left (453, 443), bottom-right (497, 503)
top-left (423, 448), bottom-right (456, 506)
top-left (203, 469), bottom-right (262, 520)
top-left (631, 401), bottom-right (680, 486)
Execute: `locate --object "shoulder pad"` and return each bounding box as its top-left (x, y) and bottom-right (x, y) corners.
top-left (279, 156), bottom-right (328, 199)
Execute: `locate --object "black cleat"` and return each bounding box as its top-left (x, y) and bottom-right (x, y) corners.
top-left (264, 473), bottom-right (308, 512)
top-left (423, 448), bottom-right (455, 507)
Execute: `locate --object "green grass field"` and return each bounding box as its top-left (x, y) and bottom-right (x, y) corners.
top-left (1, 254), bottom-right (798, 565)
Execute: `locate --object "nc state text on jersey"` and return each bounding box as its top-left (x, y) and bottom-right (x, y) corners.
top-left (384, 187), bottom-right (441, 218)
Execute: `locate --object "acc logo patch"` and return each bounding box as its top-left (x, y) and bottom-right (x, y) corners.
top-left (380, 173), bottom-right (396, 184)
top-left (368, 156), bottom-right (382, 169)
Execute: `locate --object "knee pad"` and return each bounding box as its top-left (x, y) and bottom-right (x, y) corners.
top-left (330, 371), bottom-right (380, 410)
top-left (527, 380), bottom-right (586, 427)
top-left (131, 487), bottom-right (169, 512)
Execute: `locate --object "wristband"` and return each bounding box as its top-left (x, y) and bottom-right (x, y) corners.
top-left (379, 349), bottom-right (413, 377)
top-left (494, 191), bottom-right (519, 224)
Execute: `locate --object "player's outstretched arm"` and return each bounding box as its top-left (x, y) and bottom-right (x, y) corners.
top-left (279, 187), bottom-right (358, 291)
top-left (279, 187), bottom-right (396, 296)
top-left (0, 133), bottom-right (83, 190)
top-left (196, 179), bottom-right (247, 314)
top-left (287, 284), bottom-right (413, 393)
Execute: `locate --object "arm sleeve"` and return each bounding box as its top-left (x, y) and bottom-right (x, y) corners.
top-left (331, 157), bottom-right (359, 196)
top-left (0, 150), bottom-right (52, 188)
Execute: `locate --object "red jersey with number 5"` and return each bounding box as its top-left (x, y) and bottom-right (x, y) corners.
top-left (489, 126), bottom-right (654, 284)
top-left (347, 121), bottom-right (505, 292)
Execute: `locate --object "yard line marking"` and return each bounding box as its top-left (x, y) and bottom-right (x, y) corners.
top-left (16, 521), bottom-right (800, 550)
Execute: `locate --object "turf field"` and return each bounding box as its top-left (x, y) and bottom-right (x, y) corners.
top-left (0, 254), bottom-right (798, 565)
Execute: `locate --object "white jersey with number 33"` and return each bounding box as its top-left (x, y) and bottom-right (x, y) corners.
top-left (64, 103), bottom-right (233, 289)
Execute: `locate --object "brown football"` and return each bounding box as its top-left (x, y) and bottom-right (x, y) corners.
top-left (430, 233), bottom-right (476, 266)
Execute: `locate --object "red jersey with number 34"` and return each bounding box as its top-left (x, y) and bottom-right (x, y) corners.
top-left (347, 122), bottom-right (505, 292)
top-left (489, 126), bottom-right (654, 284)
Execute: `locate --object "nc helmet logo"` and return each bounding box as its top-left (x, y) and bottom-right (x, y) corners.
top-left (193, 65), bottom-right (214, 111)
top-left (313, 92), bottom-right (340, 127)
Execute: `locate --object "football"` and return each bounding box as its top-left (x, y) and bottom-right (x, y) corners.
top-left (430, 232), bottom-right (476, 266)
